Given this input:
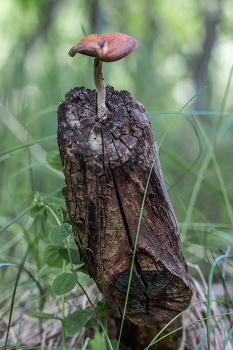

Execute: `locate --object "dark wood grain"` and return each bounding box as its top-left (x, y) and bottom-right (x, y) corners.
top-left (57, 85), bottom-right (192, 328)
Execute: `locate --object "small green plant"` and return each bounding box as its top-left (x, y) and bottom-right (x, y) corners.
top-left (30, 191), bottom-right (113, 350)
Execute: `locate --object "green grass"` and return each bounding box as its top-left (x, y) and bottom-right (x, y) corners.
top-left (1, 98), bottom-right (233, 349)
top-left (1, 16), bottom-right (233, 348)
top-left (1, 79), bottom-right (233, 348)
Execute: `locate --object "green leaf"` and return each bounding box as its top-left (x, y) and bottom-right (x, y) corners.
top-left (31, 312), bottom-right (62, 320)
top-left (85, 319), bottom-right (98, 329)
top-left (52, 272), bottom-right (78, 296)
top-left (215, 230), bottom-right (233, 243)
top-left (35, 192), bottom-right (42, 204)
top-left (58, 246), bottom-right (81, 265)
top-left (49, 223), bottom-right (71, 245)
top-left (111, 339), bottom-right (119, 350)
top-left (83, 338), bottom-right (90, 350)
top-left (43, 208), bottom-right (48, 222)
top-left (44, 245), bottom-right (63, 268)
top-left (39, 214), bottom-right (45, 239)
top-left (61, 207), bottom-right (71, 224)
top-left (39, 227), bottom-right (45, 240)
top-left (65, 307), bottom-right (95, 337)
top-left (95, 300), bottom-right (110, 313)
top-left (78, 273), bottom-right (93, 286)
top-left (218, 114), bottom-right (233, 142)
top-left (30, 205), bottom-right (42, 218)
top-left (46, 151), bottom-right (63, 171)
top-left (90, 332), bottom-right (106, 350)
top-left (76, 264), bottom-right (89, 275)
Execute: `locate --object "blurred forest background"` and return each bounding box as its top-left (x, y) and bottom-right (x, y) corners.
top-left (1, 0), bottom-right (233, 335)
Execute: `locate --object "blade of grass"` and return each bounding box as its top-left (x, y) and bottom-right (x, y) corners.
top-left (148, 111), bottom-right (233, 118)
top-left (207, 254), bottom-right (226, 349)
top-left (194, 115), bottom-right (233, 227)
top-left (146, 311), bottom-right (233, 348)
top-left (179, 222), bottom-right (232, 229)
top-left (4, 250), bottom-right (28, 350)
top-left (0, 347), bottom-right (81, 350)
top-left (25, 105), bottom-right (57, 125)
top-left (116, 87), bottom-right (207, 350)
top-left (0, 134), bottom-right (57, 160)
top-left (144, 299), bottom-right (229, 350)
top-left (194, 313), bottom-right (225, 349)
top-left (182, 66), bottom-right (233, 237)
top-left (167, 115), bottom-right (203, 191)
top-left (165, 172), bottom-right (203, 244)
top-left (167, 176), bottom-right (225, 234)
top-left (0, 263), bottom-right (46, 311)
top-left (16, 283), bottom-right (36, 350)
top-left (82, 337), bottom-right (90, 350)
top-left (215, 64), bottom-right (233, 142)
top-left (218, 114), bottom-right (233, 142)
top-left (221, 324), bottom-right (233, 350)
top-left (0, 102), bottom-right (59, 170)
top-left (181, 145), bottom-right (213, 237)
top-left (26, 124), bottom-right (35, 195)
top-left (161, 146), bottom-right (229, 202)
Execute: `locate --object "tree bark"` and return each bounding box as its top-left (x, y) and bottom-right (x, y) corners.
top-left (193, 0), bottom-right (223, 111)
top-left (57, 85), bottom-right (192, 343)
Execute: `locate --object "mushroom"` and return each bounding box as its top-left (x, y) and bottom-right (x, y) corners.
top-left (69, 33), bottom-right (138, 118)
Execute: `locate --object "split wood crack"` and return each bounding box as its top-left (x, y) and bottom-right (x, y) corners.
top-left (57, 84), bottom-right (192, 327)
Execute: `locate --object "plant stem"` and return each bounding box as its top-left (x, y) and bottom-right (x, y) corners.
top-left (62, 258), bottom-right (66, 350)
top-left (64, 222), bottom-right (95, 308)
top-left (43, 204), bottom-right (66, 349)
top-left (65, 236), bottom-right (73, 272)
top-left (77, 281), bottom-right (95, 308)
top-left (94, 57), bottom-right (107, 117)
top-left (45, 205), bottom-right (61, 226)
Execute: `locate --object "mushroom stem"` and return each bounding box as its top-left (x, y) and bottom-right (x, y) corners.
top-left (94, 57), bottom-right (107, 117)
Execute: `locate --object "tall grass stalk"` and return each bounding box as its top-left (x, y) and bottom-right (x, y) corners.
top-left (62, 259), bottom-right (66, 350)
top-left (194, 314), bottom-right (227, 350)
top-left (215, 64), bottom-right (233, 141)
top-left (4, 250), bottom-right (28, 350)
top-left (42, 205), bottom-right (67, 350)
top-left (144, 299), bottom-right (230, 350)
top-left (146, 311), bottom-right (233, 348)
top-left (16, 284), bottom-right (35, 350)
top-left (194, 116), bottom-right (233, 227)
top-left (181, 148), bottom-right (212, 237)
top-left (182, 66), bottom-right (233, 237)
top-left (206, 254), bottom-right (231, 350)
top-left (0, 134), bottom-right (56, 160)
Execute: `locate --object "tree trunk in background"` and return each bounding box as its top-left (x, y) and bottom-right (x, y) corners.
top-left (86, 0), bottom-right (103, 34)
top-left (193, 0), bottom-right (223, 111)
top-left (57, 85), bottom-right (192, 349)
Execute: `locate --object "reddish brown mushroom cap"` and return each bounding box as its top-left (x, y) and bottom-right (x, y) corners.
top-left (69, 33), bottom-right (138, 62)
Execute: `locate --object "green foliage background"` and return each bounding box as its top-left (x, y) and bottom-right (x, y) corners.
top-left (1, 0), bottom-right (233, 309)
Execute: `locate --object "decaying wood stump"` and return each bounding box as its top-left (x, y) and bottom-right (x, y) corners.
top-left (57, 85), bottom-right (192, 329)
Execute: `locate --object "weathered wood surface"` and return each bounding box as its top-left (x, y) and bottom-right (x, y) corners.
top-left (57, 85), bottom-right (192, 327)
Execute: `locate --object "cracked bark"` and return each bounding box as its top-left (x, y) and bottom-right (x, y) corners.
top-left (57, 85), bottom-right (192, 349)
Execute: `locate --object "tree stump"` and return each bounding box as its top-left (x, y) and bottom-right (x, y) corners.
top-left (57, 85), bottom-right (192, 344)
